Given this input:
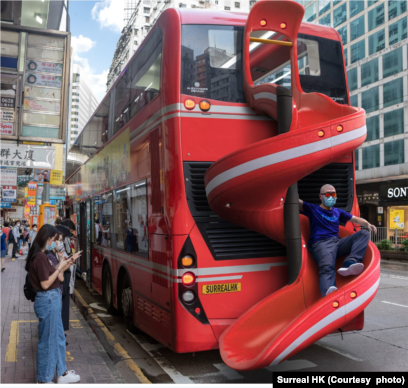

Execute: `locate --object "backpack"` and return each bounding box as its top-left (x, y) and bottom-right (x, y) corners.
top-left (23, 273), bottom-right (37, 302)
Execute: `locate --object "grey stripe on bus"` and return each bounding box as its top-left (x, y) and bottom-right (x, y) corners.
top-left (206, 125), bottom-right (367, 195)
top-left (269, 278), bottom-right (380, 366)
top-left (197, 275), bottom-right (243, 282)
top-left (181, 105), bottom-right (256, 115)
top-left (254, 92), bottom-right (277, 102)
top-left (95, 247), bottom-right (287, 280)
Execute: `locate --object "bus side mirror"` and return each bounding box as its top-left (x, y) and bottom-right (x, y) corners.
top-left (243, 0), bottom-right (304, 122)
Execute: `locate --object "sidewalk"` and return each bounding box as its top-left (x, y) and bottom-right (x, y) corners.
top-left (0, 250), bottom-right (125, 384)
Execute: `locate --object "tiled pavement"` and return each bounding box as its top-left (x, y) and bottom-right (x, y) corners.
top-left (1, 246), bottom-right (124, 384)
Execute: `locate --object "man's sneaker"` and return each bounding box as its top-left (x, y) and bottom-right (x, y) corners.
top-left (337, 261), bottom-right (364, 276)
top-left (57, 371), bottom-right (80, 384)
top-left (81, 272), bottom-right (87, 282)
top-left (326, 286), bottom-right (338, 296)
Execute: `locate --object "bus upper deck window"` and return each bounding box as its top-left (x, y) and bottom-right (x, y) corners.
top-left (297, 39), bottom-right (321, 76)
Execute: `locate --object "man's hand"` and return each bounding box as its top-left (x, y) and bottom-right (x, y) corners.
top-left (350, 216), bottom-right (377, 235)
top-left (298, 199), bottom-right (303, 212)
top-left (368, 223), bottom-right (377, 234)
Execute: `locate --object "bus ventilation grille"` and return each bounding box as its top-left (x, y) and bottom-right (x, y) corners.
top-left (298, 163), bottom-right (353, 212)
top-left (184, 162), bottom-right (287, 260)
top-left (198, 224), bottom-right (287, 260)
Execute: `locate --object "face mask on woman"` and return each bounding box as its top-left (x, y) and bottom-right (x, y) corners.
top-left (56, 241), bottom-right (64, 252)
top-left (33, 227), bottom-right (37, 232)
top-left (46, 241), bottom-right (56, 251)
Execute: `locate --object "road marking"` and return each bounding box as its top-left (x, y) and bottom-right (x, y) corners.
top-left (266, 359), bottom-right (317, 372)
top-left (73, 289), bottom-right (151, 384)
top-left (89, 302), bottom-right (108, 312)
top-left (316, 343), bottom-right (363, 361)
top-left (213, 363), bottom-right (244, 380)
top-left (5, 320), bottom-right (80, 362)
top-left (128, 330), bottom-right (194, 384)
top-left (382, 301), bottom-right (408, 308)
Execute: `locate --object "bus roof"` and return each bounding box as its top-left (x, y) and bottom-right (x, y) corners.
top-left (177, 8), bottom-right (341, 41)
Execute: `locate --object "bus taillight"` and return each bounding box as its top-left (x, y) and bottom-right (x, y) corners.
top-left (184, 99), bottom-right (196, 110)
top-left (182, 272), bottom-right (196, 286)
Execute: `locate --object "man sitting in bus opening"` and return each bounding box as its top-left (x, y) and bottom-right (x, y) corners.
top-left (299, 184), bottom-right (377, 297)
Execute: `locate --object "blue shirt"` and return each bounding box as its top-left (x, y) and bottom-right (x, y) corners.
top-left (1, 234), bottom-right (6, 251)
top-left (301, 202), bottom-right (353, 248)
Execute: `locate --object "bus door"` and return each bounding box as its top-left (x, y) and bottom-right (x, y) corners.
top-left (85, 198), bottom-right (93, 287)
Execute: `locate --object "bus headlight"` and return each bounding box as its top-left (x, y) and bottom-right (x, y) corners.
top-left (182, 291), bottom-right (195, 303)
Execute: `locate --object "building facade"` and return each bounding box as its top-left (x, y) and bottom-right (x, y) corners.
top-left (302, 0), bottom-right (407, 239)
top-left (106, 0), bottom-right (257, 89)
top-left (68, 64), bottom-right (99, 147)
top-left (1, 0), bottom-right (70, 222)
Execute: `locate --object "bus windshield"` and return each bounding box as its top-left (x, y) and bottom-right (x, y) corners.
top-left (181, 25), bottom-right (246, 103)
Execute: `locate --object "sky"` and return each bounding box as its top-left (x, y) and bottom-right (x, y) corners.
top-left (69, 0), bottom-right (125, 102)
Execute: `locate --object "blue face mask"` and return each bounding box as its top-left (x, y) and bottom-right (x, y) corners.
top-left (323, 196), bottom-right (337, 208)
top-left (46, 241), bottom-right (56, 251)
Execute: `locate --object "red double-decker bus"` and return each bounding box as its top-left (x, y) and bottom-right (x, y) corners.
top-left (66, 1), bottom-right (379, 370)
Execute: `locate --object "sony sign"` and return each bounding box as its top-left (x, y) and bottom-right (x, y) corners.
top-left (388, 187), bottom-right (408, 198)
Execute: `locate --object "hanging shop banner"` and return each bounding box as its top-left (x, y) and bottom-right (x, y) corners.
top-left (28, 182), bottom-right (37, 197)
top-left (26, 60), bottom-right (63, 75)
top-left (0, 144), bottom-right (55, 169)
top-left (1, 186), bottom-right (17, 202)
top-left (1, 168), bottom-right (17, 186)
top-left (23, 99), bottom-right (60, 113)
top-left (1, 96), bottom-right (15, 108)
top-left (0, 110), bottom-right (14, 122)
top-left (24, 86), bottom-right (62, 100)
top-left (50, 170), bottom-right (63, 185)
top-left (26, 73), bottom-right (62, 88)
top-left (24, 187), bottom-right (28, 198)
top-left (1, 203), bottom-right (11, 209)
top-left (389, 209), bottom-right (405, 229)
top-left (24, 206), bottom-right (30, 219)
top-left (0, 122), bottom-right (13, 135)
top-left (10, 206), bottom-right (24, 218)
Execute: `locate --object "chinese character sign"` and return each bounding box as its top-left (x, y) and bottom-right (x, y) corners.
top-left (26, 73), bottom-right (62, 88)
top-left (50, 170), bottom-right (63, 185)
top-left (1, 169), bottom-right (17, 186)
top-left (0, 123), bottom-right (14, 135)
top-left (0, 145), bottom-right (55, 169)
top-left (26, 60), bottom-right (63, 75)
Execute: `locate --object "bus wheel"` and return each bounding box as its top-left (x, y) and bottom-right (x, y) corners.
top-left (121, 275), bottom-right (138, 334)
top-left (102, 266), bottom-right (117, 314)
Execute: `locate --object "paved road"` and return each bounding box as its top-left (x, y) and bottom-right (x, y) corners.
top-left (73, 261), bottom-right (408, 384)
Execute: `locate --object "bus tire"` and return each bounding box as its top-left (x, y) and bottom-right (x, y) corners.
top-left (102, 265), bottom-right (117, 315)
top-left (121, 274), bottom-right (138, 334)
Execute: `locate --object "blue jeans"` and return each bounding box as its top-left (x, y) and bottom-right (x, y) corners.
top-left (34, 288), bottom-right (67, 382)
top-left (310, 230), bottom-right (370, 297)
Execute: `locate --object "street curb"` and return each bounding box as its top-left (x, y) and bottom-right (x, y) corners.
top-left (70, 291), bottom-right (126, 384)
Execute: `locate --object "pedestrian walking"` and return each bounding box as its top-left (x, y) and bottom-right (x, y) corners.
top-left (12, 221), bottom-right (20, 259)
top-left (25, 224), bottom-right (81, 384)
top-left (1, 225), bottom-right (7, 272)
top-left (28, 224), bottom-right (37, 250)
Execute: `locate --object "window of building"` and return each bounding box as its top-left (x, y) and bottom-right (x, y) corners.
top-left (355, 149), bottom-right (359, 170)
top-left (384, 140), bottom-right (405, 166)
top-left (73, 73), bottom-right (80, 83)
top-left (347, 67), bottom-right (358, 91)
top-left (72, 86), bottom-right (77, 89)
top-left (368, 1), bottom-right (379, 6)
top-left (235, 2), bottom-right (240, 8)
top-left (368, 3), bottom-right (385, 31)
top-left (389, 17), bottom-right (407, 46)
top-left (361, 58), bottom-right (378, 87)
top-left (337, 25), bottom-right (347, 45)
top-left (383, 47), bottom-right (403, 79)
top-left (225, 6), bottom-right (231, 10)
top-left (110, 181), bottom-right (148, 256)
top-left (388, 0), bottom-right (407, 21)
top-left (145, 17), bottom-right (150, 23)
top-left (365, 115), bottom-right (380, 141)
top-left (71, 118), bottom-right (78, 122)
top-left (333, 3), bottom-right (347, 27)
top-left (21, 0), bottom-right (50, 28)
top-left (351, 40), bottom-right (365, 63)
top-left (144, 7), bottom-right (149, 13)
top-left (319, 13), bottom-right (331, 26)
top-left (70, 124), bottom-right (78, 129)
top-left (134, 40), bottom-right (138, 46)
top-left (368, 29), bottom-right (385, 55)
top-left (383, 78), bottom-right (403, 108)
top-left (72, 105), bottom-right (79, 109)
top-left (350, 0), bottom-right (365, 18)
top-left (305, 3), bottom-right (316, 22)
top-left (71, 111), bottom-right (78, 115)
top-left (134, 29), bottom-right (138, 35)
top-left (384, 108), bottom-right (404, 137)
top-left (362, 144), bottom-right (380, 169)
top-left (319, 0), bottom-right (331, 16)
top-left (361, 86), bottom-right (379, 113)
top-left (350, 94), bottom-right (358, 107)
top-left (350, 15), bottom-right (365, 41)
top-left (344, 47), bottom-right (348, 66)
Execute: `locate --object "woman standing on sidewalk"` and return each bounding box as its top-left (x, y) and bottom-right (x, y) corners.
top-left (1, 225), bottom-right (7, 272)
top-left (25, 224), bottom-right (81, 384)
